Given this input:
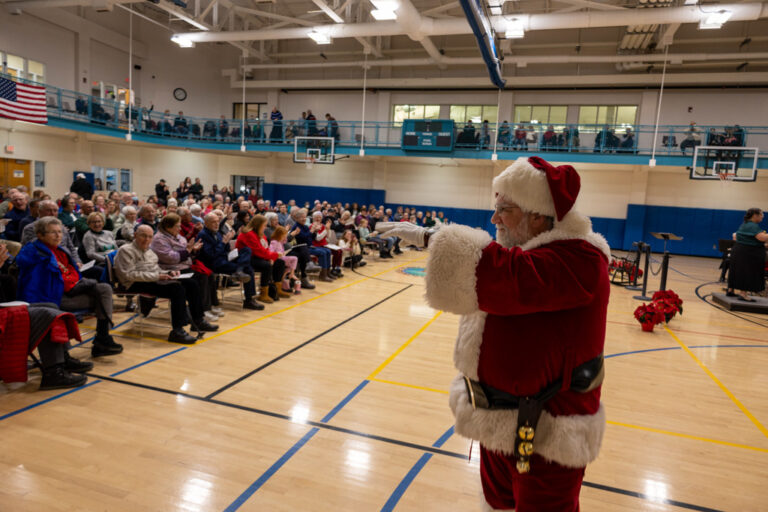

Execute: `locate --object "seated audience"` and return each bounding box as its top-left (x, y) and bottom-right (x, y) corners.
top-left (339, 230), bottom-right (364, 268)
top-left (115, 206), bottom-right (138, 242)
top-left (16, 217), bottom-right (121, 358)
top-left (309, 211), bottom-right (337, 282)
top-left (1, 189), bottom-right (30, 242)
top-left (196, 213), bottom-right (262, 310)
top-left (74, 200), bottom-right (95, 239)
top-left (236, 215), bottom-right (291, 304)
top-left (287, 208), bottom-right (317, 290)
top-left (58, 195), bottom-right (79, 232)
top-left (82, 212), bottom-right (118, 264)
top-left (151, 213), bottom-right (222, 323)
top-left (269, 226), bottom-right (300, 294)
top-left (114, 225), bottom-right (218, 344)
top-left (137, 204), bottom-right (158, 232)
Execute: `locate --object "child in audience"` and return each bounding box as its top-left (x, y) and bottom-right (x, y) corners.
top-left (269, 226), bottom-right (301, 294)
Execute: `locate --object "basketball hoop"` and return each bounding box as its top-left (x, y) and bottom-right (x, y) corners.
top-left (718, 171), bottom-right (735, 186)
top-left (306, 157), bottom-right (315, 170)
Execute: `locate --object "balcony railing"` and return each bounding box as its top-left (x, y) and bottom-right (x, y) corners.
top-left (5, 73), bottom-right (767, 159)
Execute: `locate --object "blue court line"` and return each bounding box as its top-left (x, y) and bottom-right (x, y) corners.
top-left (1, 346), bottom-right (187, 422)
top-left (110, 347), bottom-right (188, 377)
top-left (605, 344), bottom-right (768, 359)
top-left (71, 314), bottom-right (138, 348)
top-left (0, 380), bottom-right (102, 421)
top-left (222, 380), bottom-right (371, 511)
top-left (222, 427), bottom-right (321, 512)
top-left (380, 426), bottom-right (455, 512)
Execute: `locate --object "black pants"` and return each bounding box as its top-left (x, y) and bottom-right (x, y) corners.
top-left (292, 245), bottom-right (310, 278)
top-left (193, 272), bottom-right (218, 310)
top-left (0, 274), bottom-right (16, 302)
top-left (250, 258), bottom-right (287, 286)
top-left (214, 249), bottom-right (256, 298)
top-left (127, 279), bottom-right (203, 328)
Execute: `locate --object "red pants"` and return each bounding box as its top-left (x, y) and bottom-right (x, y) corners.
top-left (481, 447), bottom-right (584, 512)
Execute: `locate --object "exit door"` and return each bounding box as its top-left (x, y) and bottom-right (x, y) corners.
top-left (0, 158), bottom-right (31, 190)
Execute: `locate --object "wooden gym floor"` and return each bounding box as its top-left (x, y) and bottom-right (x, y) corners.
top-left (1, 250), bottom-right (767, 512)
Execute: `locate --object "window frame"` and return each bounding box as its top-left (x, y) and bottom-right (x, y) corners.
top-left (577, 105), bottom-right (638, 133)
top-left (392, 104), bottom-right (441, 127)
top-left (449, 104), bottom-right (499, 125)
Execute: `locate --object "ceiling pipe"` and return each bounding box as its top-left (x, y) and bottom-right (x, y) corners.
top-left (222, 71), bottom-right (768, 89)
top-left (394, 0), bottom-right (447, 69)
top-left (176, 2), bottom-right (768, 43)
top-left (232, 52), bottom-right (768, 71)
top-left (5, 0), bottom-right (141, 9)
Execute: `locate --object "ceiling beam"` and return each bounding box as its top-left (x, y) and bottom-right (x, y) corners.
top-left (659, 23), bottom-right (681, 48)
top-left (311, 0), bottom-right (344, 23)
top-left (553, 0), bottom-right (627, 11)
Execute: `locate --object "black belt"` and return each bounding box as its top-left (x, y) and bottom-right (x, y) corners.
top-left (462, 354), bottom-right (604, 474)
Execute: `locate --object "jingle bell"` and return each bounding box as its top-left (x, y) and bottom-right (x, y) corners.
top-left (518, 442), bottom-right (534, 456)
top-left (518, 425), bottom-right (535, 441)
top-left (516, 460), bottom-right (530, 474)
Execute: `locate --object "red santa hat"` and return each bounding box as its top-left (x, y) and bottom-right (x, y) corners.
top-left (492, 156), bottom-right (580, 221)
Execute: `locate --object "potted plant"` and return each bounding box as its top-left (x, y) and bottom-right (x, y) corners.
top-left (634, 302), bottom-right (665, 332)
top-left (652, 290), bottom-right (683, 323)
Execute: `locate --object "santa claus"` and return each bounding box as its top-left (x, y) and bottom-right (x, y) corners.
top-left (377, 156), bottom-right (610, 511)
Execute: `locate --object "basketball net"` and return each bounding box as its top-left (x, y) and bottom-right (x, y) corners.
top-left (718, 171), bottom-right (735, 187)
top-left (306, 157), bottom-right (315, 170)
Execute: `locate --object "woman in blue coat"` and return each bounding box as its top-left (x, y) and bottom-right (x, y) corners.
top-left (16, 217), bottom-right (121, 358)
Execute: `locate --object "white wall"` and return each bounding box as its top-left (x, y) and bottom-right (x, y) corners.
top-left (5, 120), bottom-right (766, 224)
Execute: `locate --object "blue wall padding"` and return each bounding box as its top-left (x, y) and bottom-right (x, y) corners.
top-left (263, 183), bottom-right (385, 208)
top-left (262, 182), bottom-right (747, 257)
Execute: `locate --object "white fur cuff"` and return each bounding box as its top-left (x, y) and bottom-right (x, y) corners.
top-left (449, 375), bottom-right (606, 468)
top-left (426, 224), bottom-right (492, 315)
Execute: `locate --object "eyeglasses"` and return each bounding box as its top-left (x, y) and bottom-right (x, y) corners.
top-left (494, 205), bottom-right (521, 216)
top-left (45, 231), bottom-right (63, 236)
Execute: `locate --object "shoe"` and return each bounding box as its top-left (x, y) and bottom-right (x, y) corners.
top-left (257, 286), bottom-right (274, 304)
top-left (243, 298), bottom-right (265, 310)
top-left (380, 252), bottom-right (393, 259)
top-left (39, 366), bottom-right (87, 390)
top-left (306, 263), bottom-right (321, 274)
top-left (64, 353), bottom-right (94, 373)
top-left (725, 291), bottom-right (737, 297)
top-left (193, 319), bottom-right (219, 332)
top-left (232, 271), bottom-right (252, 283)
top-left (319, 269), bottom-right (334, 282)
top-left (276, 287), bottom-right (292, 299)
top-left (358, 261), bottom-right (367, 267)
top-left (91, 337), bottom-right (124, 357)
top-left (301, 277), bottom-right (316, 290)
top-left (394, 249), bottom-right (403, 255)
top-left (211, 307), bottom-right (224, 316)
top-left (738, 295), bottom-right (757, 303)
top-left (204, 311), bottom-right (219, 322)
top-left (168, 328), bottom-right (197, 344)
top-left (332, 268), bottom-right (344, 277)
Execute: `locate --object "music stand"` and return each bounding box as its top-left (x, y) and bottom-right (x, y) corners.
top-left (650, 232), bottom-right (683, 292)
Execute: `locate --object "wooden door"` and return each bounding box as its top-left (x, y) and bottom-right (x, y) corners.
top-left (0, 158), bottom-right (31, 190)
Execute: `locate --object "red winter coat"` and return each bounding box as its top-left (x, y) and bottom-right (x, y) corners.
top-left (236, 230), bottom-right (278, 262)
top-left (425, 212), bottom-right (610, 469)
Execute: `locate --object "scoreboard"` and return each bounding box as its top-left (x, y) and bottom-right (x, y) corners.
top-left (401, 119), bottom-right (455, 151)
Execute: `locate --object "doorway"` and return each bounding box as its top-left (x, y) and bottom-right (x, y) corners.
top-left (232, 175), bottom-right (264, 197)
top-left (0, 158), bottom-right (31, 190)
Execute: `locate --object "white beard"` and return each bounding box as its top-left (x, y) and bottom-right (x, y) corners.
top-left (496, 216), bottom-right (531, 249)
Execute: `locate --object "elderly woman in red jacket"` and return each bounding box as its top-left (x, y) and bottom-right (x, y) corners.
top-left (236, 215), bottom-right (291, 304)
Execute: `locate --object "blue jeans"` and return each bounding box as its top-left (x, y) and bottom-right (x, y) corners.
top-left (309, 246), bottom-right (331, 268)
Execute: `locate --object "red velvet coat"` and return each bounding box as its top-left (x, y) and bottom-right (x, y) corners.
top-left (236, 230), bottom-right (278, 262)
top-left (425, 211), bottom-right (610, 468)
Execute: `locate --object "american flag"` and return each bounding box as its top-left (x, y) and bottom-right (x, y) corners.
top-left (0, 77), bottom-right (48, 124)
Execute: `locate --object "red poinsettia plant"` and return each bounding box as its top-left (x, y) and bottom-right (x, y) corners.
top-left (634, 302), bottom-right (666, 331)
top-left (651, 290), bottom-right (683, 323)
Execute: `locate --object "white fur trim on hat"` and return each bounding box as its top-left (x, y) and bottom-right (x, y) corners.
top-left (426, 224), bottom-right (492, 315)
top-left (449, 375), bottom-right (606, 468)
top-left (492, 157), bottom-right (555, 218)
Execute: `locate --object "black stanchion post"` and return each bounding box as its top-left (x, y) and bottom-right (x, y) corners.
top-left (633, 245), bottom-right (653, 301)
top-left (626, 242), bottom-right (644, 291)
top-left (659, 251), bottom-right (670, 292)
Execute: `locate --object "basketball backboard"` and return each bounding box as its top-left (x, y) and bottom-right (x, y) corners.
top-left (293, 136), bottom-right (335, 165)
top-left (690, 146), bottom-right (758, 182)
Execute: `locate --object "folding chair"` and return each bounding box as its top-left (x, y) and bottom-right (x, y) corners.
top-left (105, 254), bottom-right (169, 337)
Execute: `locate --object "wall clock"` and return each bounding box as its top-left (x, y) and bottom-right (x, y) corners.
top-left (173, 87), bottom-right (187, 101)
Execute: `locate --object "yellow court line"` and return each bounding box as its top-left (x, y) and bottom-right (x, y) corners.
top-left (369, 377), bottom-right (768, 454)
top-left (370, 377), bottom-right (450, 395)
top-left (106, 256), bottom-right (427, 347)
top-left (664, 325), bottom-right (768, 440)
top-left (367, 311), bottom-right (443, 379)
top-left (606, 420), bottom-right (768, 454)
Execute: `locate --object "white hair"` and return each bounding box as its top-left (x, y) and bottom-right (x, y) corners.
top-left (189, 204), bottom-right (202, 215)
top-left (122, 206), bottom-right (136, 215)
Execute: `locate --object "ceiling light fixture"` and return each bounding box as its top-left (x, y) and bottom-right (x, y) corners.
top-left (488, 0), bottom-right (504, 16)
top-left (699, 9), bottom-right (732, 29)
top-left (370, 0), bottom-right (398, 20)
top-left (171, 34), bottom-right (195, 48)
top-left (505, 18), bottom-right (524, 39)
top-left (308, 30), bottom-right (332, 45)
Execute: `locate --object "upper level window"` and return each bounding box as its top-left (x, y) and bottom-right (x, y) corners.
top-left (578, 105), bottom-right (637, 132)
top-left (451, 105), bottom-right (498, 125)
top-left (513, 105), bottom-right (568, 127)
top-left (1, 51), bottom-right (45, 83)
top-left (393, 104), bottom-right (440, 126)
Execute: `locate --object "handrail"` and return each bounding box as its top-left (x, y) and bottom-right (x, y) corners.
top-left (4, 73), bottom-right (767, 158)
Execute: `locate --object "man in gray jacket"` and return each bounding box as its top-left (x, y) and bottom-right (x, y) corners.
top-left (114, 225), bottom-right (218, 344)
